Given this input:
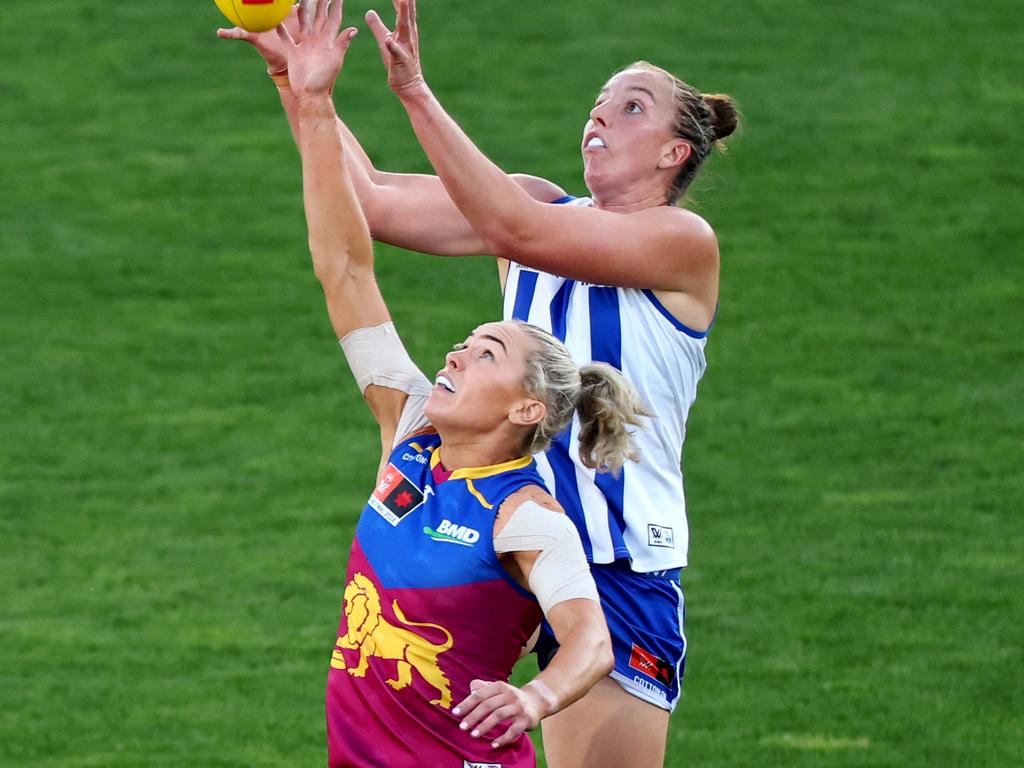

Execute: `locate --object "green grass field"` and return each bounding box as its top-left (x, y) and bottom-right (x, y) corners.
top-left (2, 1), bottom-right (1022, 766)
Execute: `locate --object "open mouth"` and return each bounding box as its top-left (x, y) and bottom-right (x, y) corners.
top-left (434, 374), bottom-right (456, 393)
top-left (585, 135), bottom-right (607, 149)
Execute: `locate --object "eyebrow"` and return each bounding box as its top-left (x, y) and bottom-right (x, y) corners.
top-left (596, 85), bottom-right (657, 102)
top-left (479, 333), bottom-right (508, 354)
top-left (627, 85), bottom-right (657, 102)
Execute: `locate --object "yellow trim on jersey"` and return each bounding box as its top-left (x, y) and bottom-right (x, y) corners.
top-left (428, 447), bottom-right (533, 480)
top-left (450, 456), bottom-right (533, 480)
top-left (464, 479), bottom-right (494, 510)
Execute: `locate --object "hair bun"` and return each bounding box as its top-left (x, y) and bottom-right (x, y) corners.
top-left (702, 94), bottom-right (739, 142)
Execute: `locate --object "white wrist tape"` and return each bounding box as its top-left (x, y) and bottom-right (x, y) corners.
top-left (494, 500), bottom-right (599, 616)
top-left (339, 322), bottom-right (433, 396)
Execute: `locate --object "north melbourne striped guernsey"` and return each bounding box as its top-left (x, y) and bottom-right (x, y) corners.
top-left (502, 196), bottom-right (710, 572)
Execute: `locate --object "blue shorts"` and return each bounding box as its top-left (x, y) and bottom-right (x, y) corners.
top-left (535, 560), bottom-right (686, 711)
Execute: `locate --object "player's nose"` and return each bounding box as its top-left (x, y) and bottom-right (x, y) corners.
top-left (444, 349), bottom-right (464, 370)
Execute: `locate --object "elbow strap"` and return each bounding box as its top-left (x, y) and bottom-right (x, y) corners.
top-left (494, 500), bottom-right (598, 616)
top-left (339, 322), bottom-right (432, 396)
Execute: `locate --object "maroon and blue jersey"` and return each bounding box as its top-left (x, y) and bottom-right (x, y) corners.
top-left (326, 431), bottom-right (546, 768)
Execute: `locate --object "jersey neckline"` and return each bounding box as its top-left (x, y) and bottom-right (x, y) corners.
top-left (430, 448), bottom-right (534, 481)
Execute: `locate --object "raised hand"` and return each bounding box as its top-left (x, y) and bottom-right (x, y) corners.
top-left (365, 0), bottom-right (425, 95)
top-left (216, 3), bottom-right (302, 74)
top-left (278, 0), bottom-right (358, 97)
top-left (452, 678), bottom-right (549, 749)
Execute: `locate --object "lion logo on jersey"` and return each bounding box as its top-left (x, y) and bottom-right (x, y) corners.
top-left (331, 572), bottom-right (455, 708)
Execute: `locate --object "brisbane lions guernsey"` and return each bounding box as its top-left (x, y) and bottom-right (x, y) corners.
top-left (502, 196), bottom-right (711, 572)
top-left (326, 431), bottom-right (545, 768)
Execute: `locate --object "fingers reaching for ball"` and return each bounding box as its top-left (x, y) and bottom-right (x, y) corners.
top-left (278, 0), bottom-right (359, 97)
top-left (215, 4), bottom-right (304, 75)
top-left (366, 0), bottom-right (425, 96)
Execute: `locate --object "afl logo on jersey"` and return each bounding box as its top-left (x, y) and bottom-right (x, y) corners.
top-left (647, 524), bottom-right (675, 549)
top-left (369, 464), bottom-right (426, 526)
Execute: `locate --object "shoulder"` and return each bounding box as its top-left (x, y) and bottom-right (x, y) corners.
top-left (391, 426), bottom-right (440, 454)
top-left (496, 484), bottom-right (564, 529)
top-left (510, 174), bottom-right (568, 203)
top-left (629, 205), bottom-right (720, 284)
top-left (633, 205), bottom-right (717, 248)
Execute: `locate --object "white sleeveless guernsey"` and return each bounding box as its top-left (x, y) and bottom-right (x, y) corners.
top-left (502, 196), bottom-right (710, 572)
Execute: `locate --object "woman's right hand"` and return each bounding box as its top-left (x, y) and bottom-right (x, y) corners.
top-left (278, 0), bottom-right (359, 98)
top-left (216, 3), bottom-right (301, 74)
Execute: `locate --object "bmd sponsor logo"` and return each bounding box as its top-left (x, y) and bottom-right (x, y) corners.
top-left (424, 519), bottom-right (480, 546)
top-left (647, 524), bottom-right (675, 548)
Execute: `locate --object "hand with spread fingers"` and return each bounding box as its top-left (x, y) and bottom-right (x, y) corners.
top-left (365, 0), bottom-right (425, 95)
top-left (278, 0), bottom-right (359, 97)
top-left (216, 2), bottom-right (302, 75)
top-left (452, 678), bottom-right (552, 749)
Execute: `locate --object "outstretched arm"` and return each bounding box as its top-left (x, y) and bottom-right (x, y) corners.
top-left (218, 9), bottom-right (563, 259)
top-left (286, 0), bottom-right (424, 458)
top-left (367, 0), bottom-right (718, 294)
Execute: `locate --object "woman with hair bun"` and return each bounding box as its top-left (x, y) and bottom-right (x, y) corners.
top-left (220, 1), bottom-right (739, 764)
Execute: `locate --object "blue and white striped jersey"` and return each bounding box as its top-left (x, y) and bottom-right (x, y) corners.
top-left (502, 196), bottom-right (710, 571)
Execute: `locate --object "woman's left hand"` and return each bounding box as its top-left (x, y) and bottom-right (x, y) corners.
top-left (452, 679), bottom-right (546, 748)
top-left (365, 0), bottom-right (425, 96)
top-left (279, 0), bottom-right (358, 97)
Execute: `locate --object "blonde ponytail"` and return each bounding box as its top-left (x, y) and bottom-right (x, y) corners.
top-left (575, 363), bottom-right (651, 475)
top-left (517, 323), bottom-right (651, 474)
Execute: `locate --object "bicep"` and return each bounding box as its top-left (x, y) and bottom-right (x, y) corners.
top-left (491, 203), bottom-right (718, 293)
top-left (365, 385), bottom-right (411, 462)
top-left (363, 172), bottom-right (566, 257)
top-left (495, 498), bottom-right (598, 616)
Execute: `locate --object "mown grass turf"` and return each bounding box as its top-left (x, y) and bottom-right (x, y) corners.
top-left (2, 1), bottom-right (1021, 766)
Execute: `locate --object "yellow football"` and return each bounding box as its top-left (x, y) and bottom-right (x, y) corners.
top-left (214, 0), bottom-right (293, 33)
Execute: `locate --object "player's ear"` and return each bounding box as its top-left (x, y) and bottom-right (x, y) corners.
top-left (509, 399), bottom-right (546, 427)
top-left (658, 138), bottom-right (691, 169)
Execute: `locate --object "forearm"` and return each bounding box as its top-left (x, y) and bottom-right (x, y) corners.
top-left (334, 114), bottom-right (379, 186)
top-left (529, 602), bottom-right (613, 718)
top-left (396, 83), bottom-right (537, 252)
top-left (297, 96), bottom-right (373, 283)
top-left (276, 75), bottom-right (380, 211)
top-left (272, 72), bottom-right (303, 147)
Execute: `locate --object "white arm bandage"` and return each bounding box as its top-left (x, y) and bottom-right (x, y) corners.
top-left (493, 500), bottom-right (599, 616)
top-left (339, 322), bottom-right (433, 446)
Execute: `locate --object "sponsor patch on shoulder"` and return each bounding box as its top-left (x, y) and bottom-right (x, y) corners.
top-left (647, 524), bottom-right (675, 548)
top-left (368, 463), bottom-right (425, 526)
